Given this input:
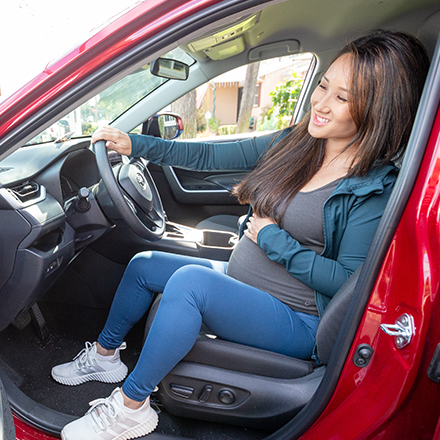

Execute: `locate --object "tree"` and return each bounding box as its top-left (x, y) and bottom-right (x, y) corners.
top-left (171, 89), bottom-right (197, 139)
top-left (236, 62), bottom-right (260, 133)
top-left (269, 72), bottom-right (303, 129)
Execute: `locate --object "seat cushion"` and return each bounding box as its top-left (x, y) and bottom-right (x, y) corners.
top-left (196, 214), bottom-right (240, 233)
top-left (185, 335), bottom-right (315, 379)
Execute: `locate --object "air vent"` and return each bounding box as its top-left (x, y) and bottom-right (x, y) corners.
top-left (0, 167), bottom-right (13, 173)
top-left (11, 182), bottom-right (40, 203)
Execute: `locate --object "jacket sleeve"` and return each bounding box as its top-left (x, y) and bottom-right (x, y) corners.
top-left (257, 175), bottom-right (396, 298)
top-left (128, 130), bottom-right (285, 171)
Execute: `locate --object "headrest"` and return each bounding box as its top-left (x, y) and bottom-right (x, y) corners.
top-left (418, 8), bottom-right (440, 59)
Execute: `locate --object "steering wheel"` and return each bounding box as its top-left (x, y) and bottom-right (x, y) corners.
top-left (95, 140), bottom-right (166, 241)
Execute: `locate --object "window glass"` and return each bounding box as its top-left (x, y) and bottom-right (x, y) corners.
top-left (25, 47), bottom-right (195, 145)
top-left (162, 53), bottom-right (314, 140)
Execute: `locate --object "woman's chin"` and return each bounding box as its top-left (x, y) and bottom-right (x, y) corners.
top-left (307, 123), bottom-right (325, 139)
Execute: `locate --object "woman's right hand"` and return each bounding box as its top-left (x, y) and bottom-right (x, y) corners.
top-left (244, 214), bottom-right (276, 244)
top-left (91, 125), bottom-right (132, 156)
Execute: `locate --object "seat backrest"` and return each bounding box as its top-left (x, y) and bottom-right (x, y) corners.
top-left (315, 265), bottom-right (362, 365)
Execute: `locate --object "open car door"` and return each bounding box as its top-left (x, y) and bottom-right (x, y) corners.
top-left (0, 376), bottom-right (15, 440)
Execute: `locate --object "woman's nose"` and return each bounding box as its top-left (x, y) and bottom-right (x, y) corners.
top-left (314, 95), bottom-right (330, 112)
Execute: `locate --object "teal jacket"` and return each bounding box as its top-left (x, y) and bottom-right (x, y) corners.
top-left (129, 130), bottom-right (398, 316)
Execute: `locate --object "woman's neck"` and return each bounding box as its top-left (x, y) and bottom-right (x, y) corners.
top-left (300, 141), bottom-right (355, 192)
top-left (322, 139), bottom-right (356, 169)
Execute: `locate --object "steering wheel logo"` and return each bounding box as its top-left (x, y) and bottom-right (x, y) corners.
top-left (136, 172), bottom-right (147, 190)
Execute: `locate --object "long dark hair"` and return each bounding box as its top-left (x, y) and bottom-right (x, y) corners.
top-left (233, 30), bottom-right (429, 223)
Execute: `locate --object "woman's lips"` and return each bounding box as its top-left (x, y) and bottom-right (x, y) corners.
top-left (313, 112), bottom-right (330, 125)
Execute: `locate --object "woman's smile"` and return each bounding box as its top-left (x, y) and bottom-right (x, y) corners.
top-left (313, 113), bottom-right (330, 125)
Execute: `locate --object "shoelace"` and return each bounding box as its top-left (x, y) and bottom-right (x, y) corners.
top-left (88, 394), bottom-right (120, 431)
top-left (74, 341), bottom-right (96, 370)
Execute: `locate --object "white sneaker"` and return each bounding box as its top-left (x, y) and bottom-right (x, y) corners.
top-left (61, 388), bottom-right (158, 440)
top-left (52, 342), bottom-right (128, 386)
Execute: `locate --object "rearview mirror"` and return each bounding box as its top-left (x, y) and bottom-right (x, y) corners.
top-left (150, 58), bottom-right (189, 80)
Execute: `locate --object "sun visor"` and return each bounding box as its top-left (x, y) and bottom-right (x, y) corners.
top-left (248, 40), bottom-right (300, 61)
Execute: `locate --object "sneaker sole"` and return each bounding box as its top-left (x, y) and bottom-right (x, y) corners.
top-left (115, 409), bottom-right (159, 440)
top-left (52, 363), bottom-right (128, 386)
top-left (60, 407), bottom-right (158, 440)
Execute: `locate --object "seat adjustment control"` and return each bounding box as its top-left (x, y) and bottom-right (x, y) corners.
top-left (170, 384), bottom-right (194, 399)
top-left (198, 385), bottom-right (213, 402)
top-left (218, 389), bottom-right (235, 405)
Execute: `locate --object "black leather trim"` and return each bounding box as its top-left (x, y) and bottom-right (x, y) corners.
top-left (185, 336), bottom-right (314, 379)
top-left (316, 266), bottom-right (361, 365)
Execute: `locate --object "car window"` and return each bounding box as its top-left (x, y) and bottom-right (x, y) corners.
top-left (155, 53), bottom-right (315, 141)
top-left (25, 47), bottom-right (195, 145)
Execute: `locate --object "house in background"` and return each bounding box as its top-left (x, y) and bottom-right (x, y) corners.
top-left (197, 53), bottom-right (313, 132)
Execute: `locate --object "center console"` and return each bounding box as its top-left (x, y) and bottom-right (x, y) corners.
top-left (163, 222), bottom-right (238, 261)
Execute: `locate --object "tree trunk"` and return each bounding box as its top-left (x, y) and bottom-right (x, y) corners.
top-left (236, 62), bottom-right (260, 133)
top-left (171, 89), bottom-right (197, 139)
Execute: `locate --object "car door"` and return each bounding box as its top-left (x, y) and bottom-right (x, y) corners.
top-left (0, 377), bottom-right (15, 440)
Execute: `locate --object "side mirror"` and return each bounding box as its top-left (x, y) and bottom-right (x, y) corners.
top-left (150, 58), bottom-right (189, 81)
top-left (143, 113), bottom-right (184, 140)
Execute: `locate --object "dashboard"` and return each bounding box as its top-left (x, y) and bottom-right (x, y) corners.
top-left (0, 139), bottom-right (112, 332)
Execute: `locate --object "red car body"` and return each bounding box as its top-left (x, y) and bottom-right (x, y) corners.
top-left (2, 0), bottom-right (440, 439)
top-left (303, 110), bottom-right (440, 439)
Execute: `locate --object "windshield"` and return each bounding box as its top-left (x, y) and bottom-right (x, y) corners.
top-left (26, 47), bottom-right (195, 145)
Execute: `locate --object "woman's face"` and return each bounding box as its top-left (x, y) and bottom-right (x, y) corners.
top-left (308, 54), bottom-right (358, 150)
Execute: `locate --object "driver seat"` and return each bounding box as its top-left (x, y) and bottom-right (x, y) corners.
top-left (195, 214), bottom-right (242, 234)
top-left (144, 265), bottom-right (362, 430)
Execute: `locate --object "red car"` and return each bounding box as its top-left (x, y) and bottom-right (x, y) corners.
top-left (2, 0), bottom-right (440, 439)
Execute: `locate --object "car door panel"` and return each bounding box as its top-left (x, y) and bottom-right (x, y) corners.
top-left (147, 163), bottom-right (248, 228)
top-left (163, 166), bottom-right (248, 204)
top-left (0, 376), bottom-right (15, 440)
top-left (149, 134), bottom-right (258, 225)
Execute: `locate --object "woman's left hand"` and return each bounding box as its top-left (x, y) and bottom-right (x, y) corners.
top-left (244, 214), bottom-right (276, 244)
top-left (91, 125), bottom-right (132, 156)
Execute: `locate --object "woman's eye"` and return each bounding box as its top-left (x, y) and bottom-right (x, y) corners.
top-left (337, 95), bottom-right (348, 103)
top-left (318, 83), bottom-right (326, 90)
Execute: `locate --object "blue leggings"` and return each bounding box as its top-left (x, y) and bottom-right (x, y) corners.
top-left (97, 251), bottom-right (319, 402)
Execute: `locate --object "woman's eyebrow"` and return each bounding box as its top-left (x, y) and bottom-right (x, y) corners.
top-left (322, 75), bottom-right (348, 92)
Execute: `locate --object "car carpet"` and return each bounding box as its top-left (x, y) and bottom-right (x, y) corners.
top-left (0, 301), bottom-right (268, 440)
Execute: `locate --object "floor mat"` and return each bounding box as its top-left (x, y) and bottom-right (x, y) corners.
top-left (0, 302), bottom-right (268, 439)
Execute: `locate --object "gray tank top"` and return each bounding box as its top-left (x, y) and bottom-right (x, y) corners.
top-left (227, 179), bottom-right (340, 315)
